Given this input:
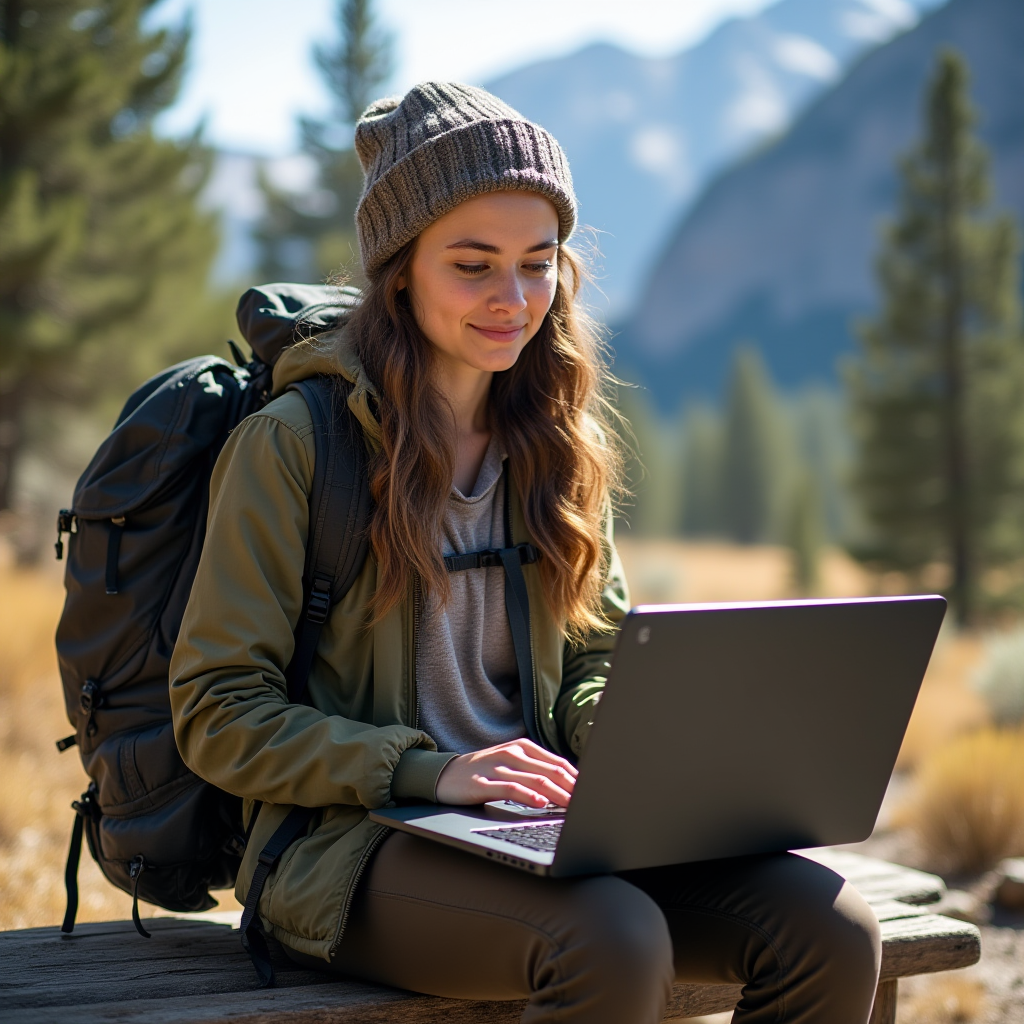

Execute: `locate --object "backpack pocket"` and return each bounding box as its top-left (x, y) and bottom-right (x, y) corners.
top-left (84, 724), bottom-right (242, 911)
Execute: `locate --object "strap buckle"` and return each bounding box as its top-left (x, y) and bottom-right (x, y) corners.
top-left (305, 579), bottom-right (331, 624)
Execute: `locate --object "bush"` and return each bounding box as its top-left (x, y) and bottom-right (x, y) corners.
top-left (973, 628), bottom-right (1024, 725)
top-left (896, 727), bottom-right (1024, 875)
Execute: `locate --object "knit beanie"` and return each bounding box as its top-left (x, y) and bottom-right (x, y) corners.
top-left (354, 81), bottom-right (577, 277)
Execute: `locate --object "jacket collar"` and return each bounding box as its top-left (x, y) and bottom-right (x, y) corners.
top-left (270, 326), bottom-right (383, 450)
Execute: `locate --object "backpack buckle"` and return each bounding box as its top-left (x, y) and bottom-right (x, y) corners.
top-left (305, 579), bottom-right (331, 625)
top-left (79, 679), bottom-right (104, 715)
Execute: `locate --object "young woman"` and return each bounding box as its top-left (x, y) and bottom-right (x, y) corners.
top-left (170, 82), bottom-right (881, 1023)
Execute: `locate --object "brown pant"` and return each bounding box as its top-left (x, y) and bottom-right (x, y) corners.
top-left (286, 831), bottom-right (882, 1023)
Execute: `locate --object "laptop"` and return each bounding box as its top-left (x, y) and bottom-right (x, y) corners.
top-left (370, 595), bottom-right (945, 877)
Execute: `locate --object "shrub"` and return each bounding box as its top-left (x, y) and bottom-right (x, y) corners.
top-left (973, 628), bottom-right (1024, 725)
top-left (896, 727), bottom-right (1024, 875)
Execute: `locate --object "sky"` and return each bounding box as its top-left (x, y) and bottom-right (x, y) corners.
top-left (150, 0), bottom-right (780, 156)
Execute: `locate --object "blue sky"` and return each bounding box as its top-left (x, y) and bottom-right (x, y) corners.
top-left (150, 0), bottom-right (779, 155)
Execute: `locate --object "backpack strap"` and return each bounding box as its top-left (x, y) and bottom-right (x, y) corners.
top-left (284, 376), bottom-right (371, 706)
top-left (239, 805), bottom-right (315, 987)
top-left (241, 374), bottom-right (370, 987)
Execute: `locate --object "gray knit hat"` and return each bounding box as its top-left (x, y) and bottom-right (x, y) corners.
top-left (354, 81), bottom-right (577, 276)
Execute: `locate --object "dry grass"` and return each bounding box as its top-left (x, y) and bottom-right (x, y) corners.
top-left (896, 974), bottom-right (987, 1023)
top-left (615, 539), bottom-right (875, 606)
top-left (896, 631), bottom-right (989, 771)
top-left (895, 727), bottom-right (1024, 875)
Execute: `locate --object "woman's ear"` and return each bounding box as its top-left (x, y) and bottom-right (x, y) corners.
top-left (395, 272), bottom-right (407, 291)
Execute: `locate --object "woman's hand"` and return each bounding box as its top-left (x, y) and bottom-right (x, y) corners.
top-left (435, 739), bottom-right (577, 808)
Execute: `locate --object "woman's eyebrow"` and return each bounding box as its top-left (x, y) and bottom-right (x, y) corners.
top-left (445, 239), bottom-right (559, 254)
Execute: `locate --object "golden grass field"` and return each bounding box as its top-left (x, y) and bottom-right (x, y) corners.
top-left (0, 536), bottom-right (998, 932)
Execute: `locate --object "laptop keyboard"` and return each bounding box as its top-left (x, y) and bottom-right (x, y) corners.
top-left (475, 821), bottom-right (563, 852)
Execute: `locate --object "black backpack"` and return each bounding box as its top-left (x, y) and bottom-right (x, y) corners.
top-left (53, 283), bottom-right (371, 957)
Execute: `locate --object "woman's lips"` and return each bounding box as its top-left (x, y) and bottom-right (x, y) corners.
top-left (470, 324), bottom-right (525, 342)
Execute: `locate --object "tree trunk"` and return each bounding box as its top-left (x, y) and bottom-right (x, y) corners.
top-left (0, 379), bottom-right (25, 514)
top-left (937, 125), bottom-right (971, 626)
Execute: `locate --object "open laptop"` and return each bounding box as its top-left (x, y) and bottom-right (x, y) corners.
top-left (370, 595), bottom-right (945, 877)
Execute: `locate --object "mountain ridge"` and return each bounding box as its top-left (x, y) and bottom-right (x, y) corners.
top-left (616, 0), bottom-right (1024, 409)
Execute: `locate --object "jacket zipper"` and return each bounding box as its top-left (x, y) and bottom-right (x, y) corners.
top-left (412, 573), bottom-right (422, 729)
top-left (329, 822), bottom-right (390, 959)
top-left (528, 612), bottom-right (543, 744)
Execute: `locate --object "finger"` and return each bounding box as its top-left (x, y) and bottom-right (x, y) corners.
top-left (512, 740), bottom-right (579, 777)
top-left (474, 752), bottom-right (576, 798)
top-left (478, 779), bottom-right (553, 806)
top-left (506, 753), bottom-right (576, 793)
top-left (492, 767), bottom-right (574, 806)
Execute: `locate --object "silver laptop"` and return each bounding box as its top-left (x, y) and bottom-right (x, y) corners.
top-left (370, 595), bottom-right (945, 877)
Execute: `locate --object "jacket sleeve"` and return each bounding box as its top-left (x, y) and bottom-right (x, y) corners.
top-left (554, 514), bottom-right (630, 758)
top-left (169, 410), bottom-right (437, 810)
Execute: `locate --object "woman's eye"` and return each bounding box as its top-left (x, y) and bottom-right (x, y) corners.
top-left (525, 261), bottom-right (553, 273)
top-left (454, 263), bottom-right (487, 275)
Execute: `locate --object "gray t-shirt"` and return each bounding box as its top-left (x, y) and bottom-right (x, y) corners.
top-left (415, 437), bottom-right (526, 754)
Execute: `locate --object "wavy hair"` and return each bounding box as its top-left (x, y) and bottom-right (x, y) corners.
top-left (341, 239), bottom-right (623, 638)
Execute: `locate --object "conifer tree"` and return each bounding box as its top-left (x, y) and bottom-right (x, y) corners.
top-left (616, 386), bottom-right (680, 537)
top-left (787, 471), bottom-right (823, 595)
top-left (0, 0), bottom-right (224, 512)
top-left (255, 0), bottom-right (392, 284)
top-left (720, 346), bottom-right (795, 544)
top-left (680, 404), bottom-right (723, 537)
top-left (848, 51), bottom-right (1024, 625)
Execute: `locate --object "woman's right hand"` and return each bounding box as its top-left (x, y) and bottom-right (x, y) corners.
top-left (435, 739), bottom-right (577, 808)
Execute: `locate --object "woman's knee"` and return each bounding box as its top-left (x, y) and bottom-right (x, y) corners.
top-left (531, 876), bottom-right (674, 1021)
top-left (772, 860), bottom-right (882, 1009)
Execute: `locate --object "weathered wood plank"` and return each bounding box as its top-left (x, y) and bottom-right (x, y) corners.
top-left (799, 849), bottom-right (946, 906)
top-left (877, 914), bottom-right (980, 980)
top-left (1, 911), bottom-right (979, 1022)
top-left (0, 851), bottom-right (979, 1023)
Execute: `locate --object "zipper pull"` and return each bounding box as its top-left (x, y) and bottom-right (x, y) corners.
top-left (55, 510), bottom-right (75, 560)
top-left (129, 855), bottom-right (151, 938)
top-left (106, 516), bottom-right (126, 594)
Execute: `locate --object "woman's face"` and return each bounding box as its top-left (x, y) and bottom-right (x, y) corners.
top-left (399, 191), bottom-right (560, 378)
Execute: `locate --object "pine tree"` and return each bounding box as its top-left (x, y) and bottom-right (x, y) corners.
top-left (787, 471), bottom-right (823, 595)
top-left (848, 50), bottom-right (1024, 625)
top-left (720, 346), bottom-right (795, 544)
top-left (255, 0), bottom-right (392, 284)
top-left (0, 0), bottom-right (226, 513)
top-left (616, 386), bottom-right (681, 537)
top-left (680, 403), bottom-right (723, 537)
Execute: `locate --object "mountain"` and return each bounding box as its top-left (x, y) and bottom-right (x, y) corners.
top-left (486, 0), bottom-right (941, 317)
top-left (618, 0), bottom-right (1024, 409)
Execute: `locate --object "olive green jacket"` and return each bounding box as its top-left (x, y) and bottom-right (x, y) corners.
top-left (169, 332), bottom-right (629, 962)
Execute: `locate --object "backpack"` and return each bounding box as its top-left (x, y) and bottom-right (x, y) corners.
top-left (53, 282), bottom-right (371, 955)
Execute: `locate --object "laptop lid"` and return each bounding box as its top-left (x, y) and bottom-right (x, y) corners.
top-left (548, 595), bottom-right (945, 876)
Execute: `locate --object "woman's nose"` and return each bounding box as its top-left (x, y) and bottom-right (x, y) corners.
top-left (488, 269), bottom-right (527, 314)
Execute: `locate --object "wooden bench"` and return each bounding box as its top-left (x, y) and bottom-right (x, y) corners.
top-left (4, 850), bottom-right (980, 1023)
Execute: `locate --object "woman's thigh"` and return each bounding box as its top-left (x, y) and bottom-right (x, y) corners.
top-left (308, 831), bottom-right (675, 1015)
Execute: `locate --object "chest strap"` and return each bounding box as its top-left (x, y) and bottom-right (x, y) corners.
top-left (443, 543), bottom-right (538, 573)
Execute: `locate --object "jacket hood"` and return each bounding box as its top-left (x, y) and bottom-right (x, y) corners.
top-left (271, 326), bottom-right (382, 448)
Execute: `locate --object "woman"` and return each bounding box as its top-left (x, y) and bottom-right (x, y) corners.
top-left (170, 82), bottom-right (881, 1023)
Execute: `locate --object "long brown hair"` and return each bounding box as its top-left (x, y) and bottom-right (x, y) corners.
top-left (342, 238), bottom-right (623, 638)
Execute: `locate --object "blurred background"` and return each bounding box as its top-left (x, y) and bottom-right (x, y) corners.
top-left (2, 1), bottom-right (1024, 1018)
